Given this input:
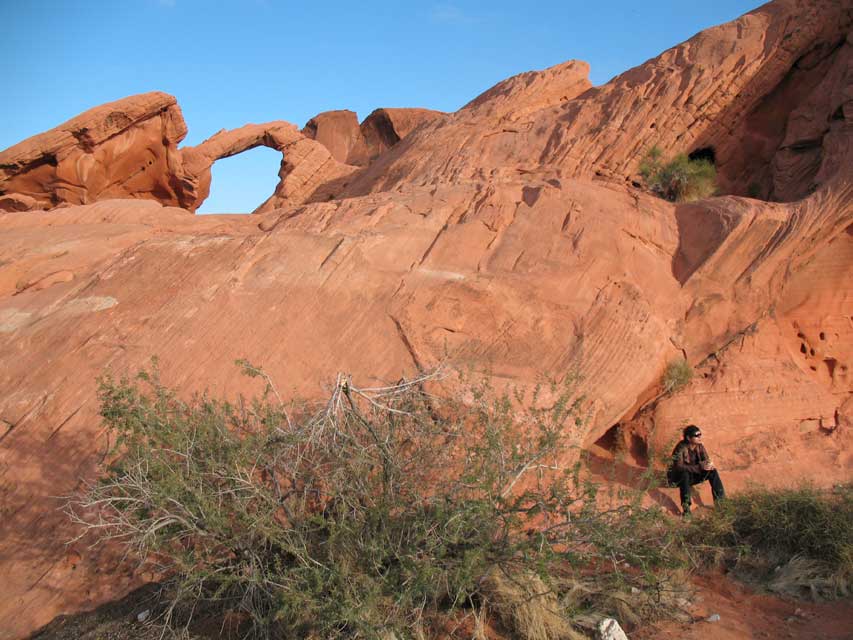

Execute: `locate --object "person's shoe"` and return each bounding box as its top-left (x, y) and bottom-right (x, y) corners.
top-left (681, 503), bottom-right (692, 519)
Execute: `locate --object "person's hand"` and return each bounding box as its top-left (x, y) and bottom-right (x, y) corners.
top-left (702, 460), bottom-right (715, 471)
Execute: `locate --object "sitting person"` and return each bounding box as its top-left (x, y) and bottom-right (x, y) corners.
top-left (667, 424), bottom-right (725, 517)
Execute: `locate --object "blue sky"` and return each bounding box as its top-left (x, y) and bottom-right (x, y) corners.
top-left (1, 1), bottom-right (759, 213)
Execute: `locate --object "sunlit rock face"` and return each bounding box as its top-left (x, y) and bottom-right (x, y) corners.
top-left (0, 100), bottom-right (444, 215)
top-left (303, 107), bottom-right (447, 167)
top-left (0, 0), bottom-right (851, 637)
top-left (0, 92), bottom-right (191, 211)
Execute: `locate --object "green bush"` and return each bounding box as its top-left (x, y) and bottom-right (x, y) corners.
top-left (661, 359), bottom-right (692, 395)
top-left (691, 484), bottom-right (853, 599)
top-left (66, 364), bottom-right (687, 639)
top-left (639, 147), bottom-right (717, 202)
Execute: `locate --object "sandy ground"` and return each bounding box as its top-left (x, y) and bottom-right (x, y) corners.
top-left (637, 571), bottom-right (853, 640)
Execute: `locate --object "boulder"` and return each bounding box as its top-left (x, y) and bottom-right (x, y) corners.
top-left (302, 109), bottom-right (363, 163)
top-left (0, 92), bottom-right (192, 210)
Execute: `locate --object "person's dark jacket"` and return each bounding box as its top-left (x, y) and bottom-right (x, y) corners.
top-left (668, 441), bottom-right (710, 475)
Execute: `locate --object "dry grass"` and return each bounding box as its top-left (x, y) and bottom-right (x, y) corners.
top-left (480, 569), bottom-right (586, 640)
top-left (768, 556), bottom-right (850, 601)
top-left (479, 568), bottom-right (691, 640)
top-left (691, 484), bottom-right (853, 601)
top-left (561, 571), bottom-right (692, 634)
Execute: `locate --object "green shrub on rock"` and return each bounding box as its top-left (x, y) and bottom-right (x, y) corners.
top-left (639, 146), bottom-right (717, 202)
top-left (662, 359), bottom-right (693, 395)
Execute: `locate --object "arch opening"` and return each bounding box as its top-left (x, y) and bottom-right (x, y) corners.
top-left (197, 145), bottom-right (282, 214)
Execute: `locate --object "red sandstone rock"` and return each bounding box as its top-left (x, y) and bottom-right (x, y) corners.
top-left (1, 182), bottom-right (849, 639)
top-left (461, 59), bottom-right (592, 121)
top-left (303, 107), bottom-right (446, 166)
top-left (342, 0), bottom-right (852, 201)
top-left (0, 101), bottom-right (364, 215)
top-left (3, 2), bottom-right (848, 214)
top-left (350, 107), bottom-right (447, 165)
top-left (180, 121), bottom-right (360, 213)
top-left (0, 1), bottom-right (851, 638)
top-left (0, 92), bottom-right (191, 210)
top-left (302, 109), bottom-right (363, 163)
top-left (0, 193), bottom-right (39, 212)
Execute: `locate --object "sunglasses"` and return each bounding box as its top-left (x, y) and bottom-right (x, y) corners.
top-left (690, 433), bottom-right (703, 438)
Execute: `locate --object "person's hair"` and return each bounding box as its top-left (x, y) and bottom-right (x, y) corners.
top-left (682, 425), bottom-right (701, 440)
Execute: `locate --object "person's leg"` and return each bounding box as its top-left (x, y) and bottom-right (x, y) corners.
top-left (667, 470), bottom-right (689, 515)
top-left (706, 469), bottom-right (726, 502)
top-left (677, 472), bottom-right (693, 514)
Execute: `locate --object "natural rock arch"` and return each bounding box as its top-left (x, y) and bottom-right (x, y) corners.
top-left (0, 99), bottom-right (362, 214)
top-left (180, 122), bottom-right (360, 214)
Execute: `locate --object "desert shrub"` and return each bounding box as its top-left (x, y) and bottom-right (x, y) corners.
top-left (691, 484), bottom-right (853, 599)
top-left (639, 147), bottom-right (717, 202)
top-left (661, 359), bottom-right (692, 395)
top-left (66, 363), bottom-right (688, 639)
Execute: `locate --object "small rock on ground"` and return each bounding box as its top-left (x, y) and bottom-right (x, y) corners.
top-left (598, 617), bottom-right (629, 640)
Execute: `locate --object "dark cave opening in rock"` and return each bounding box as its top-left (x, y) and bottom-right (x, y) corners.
top-left (594, 423), bottom-right (620, 452)
top-left (688, 146), bottom-right (716, 166)
top-left (593, 423), bottom-right (649, 467)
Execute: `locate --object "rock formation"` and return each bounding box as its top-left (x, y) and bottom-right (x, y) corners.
top-left (179, 121), bottom-right (361, 213)
top-left (0, 0), bottom-right (851, 637)
top-left (0, 101), bottom-right (443, 215)
top-left (301, 109), bottom-right (363, 163)
top-left (302, 107), bottom-right (446, 166)
top-left (460, 59), bottom-right (592, 121)
top-left (339, 0), bottom-right (852, 201)
top-left (0, 92), bottom-right (191, 211)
